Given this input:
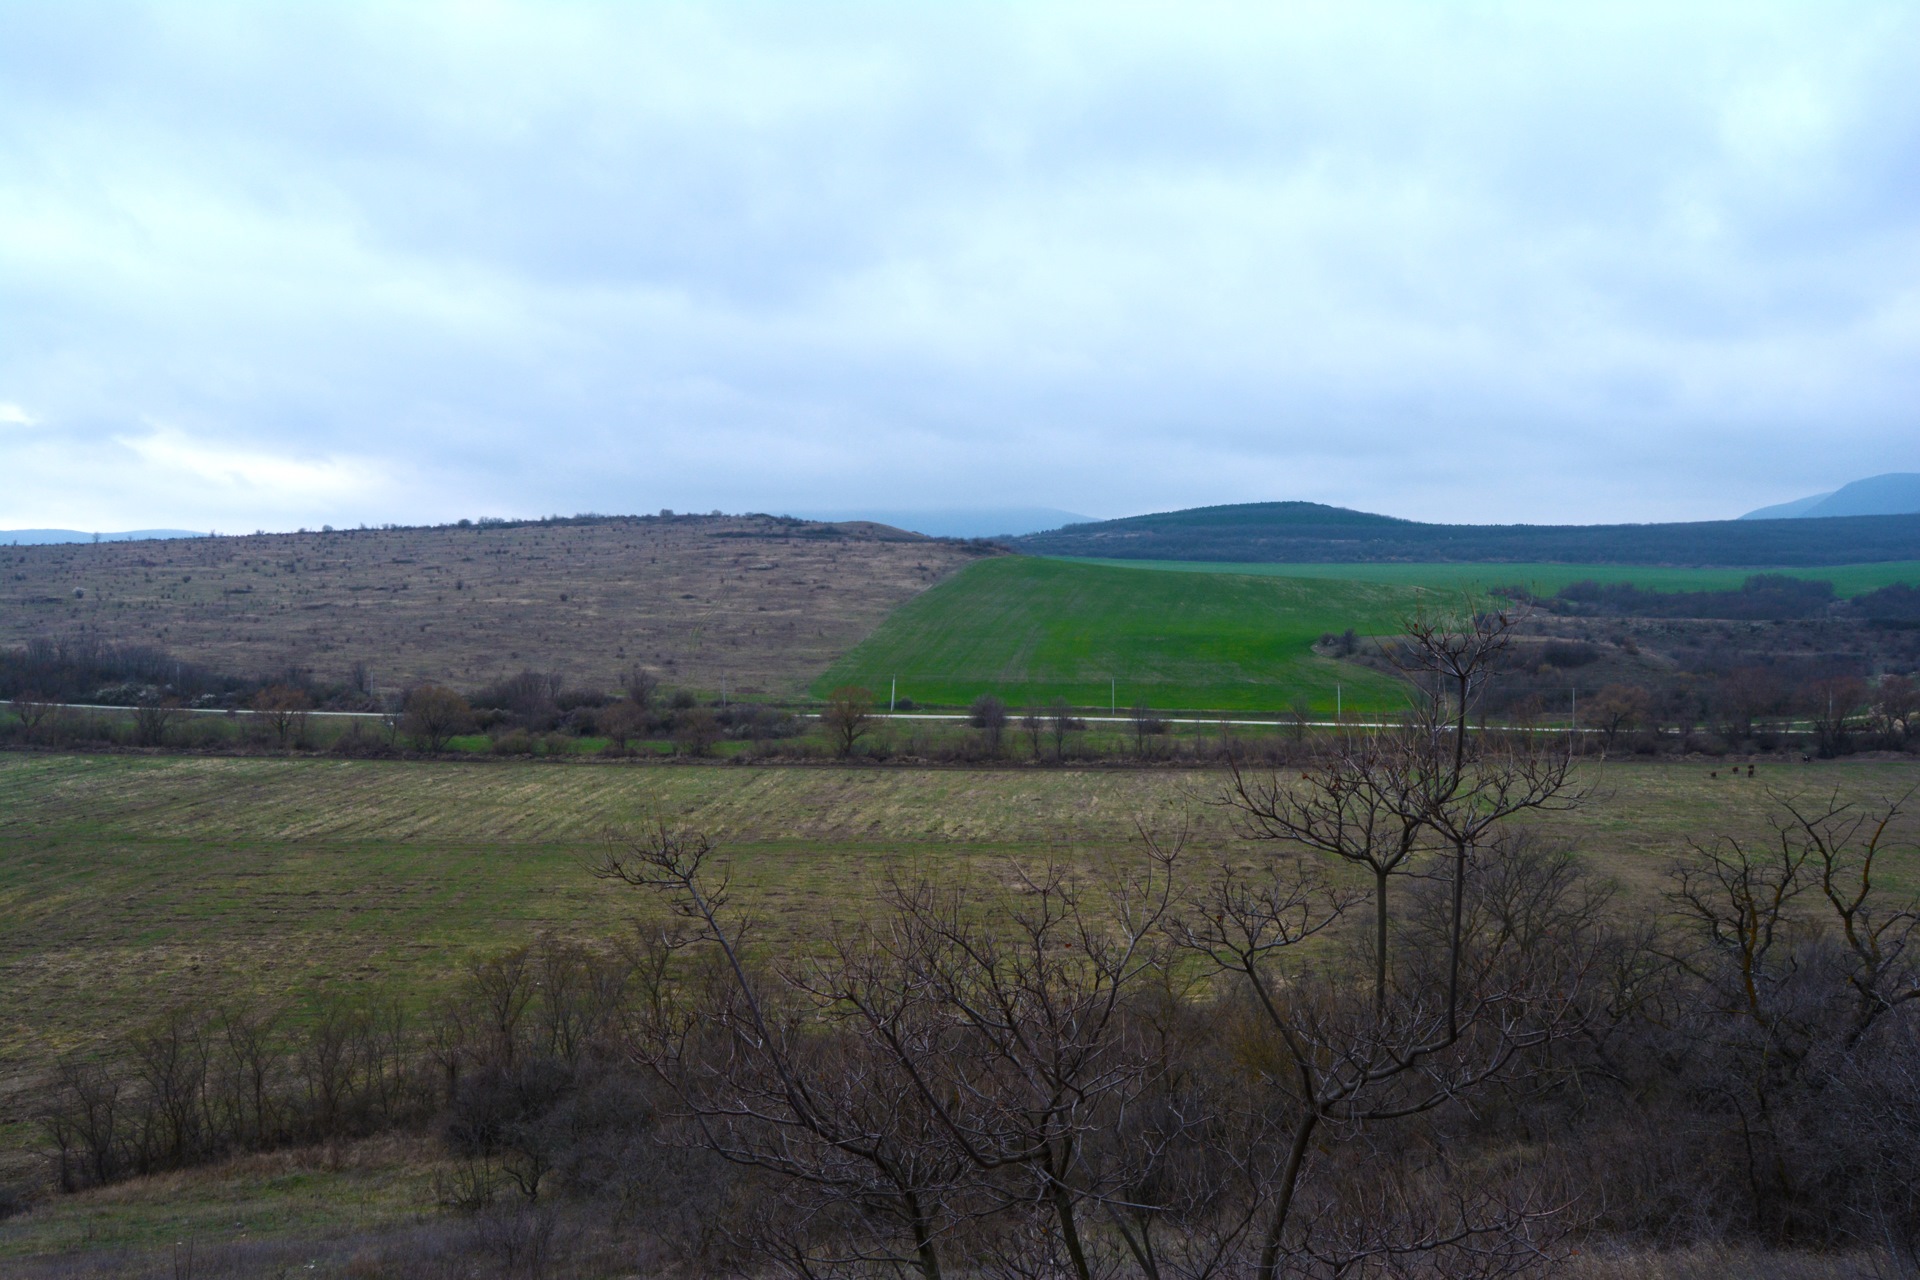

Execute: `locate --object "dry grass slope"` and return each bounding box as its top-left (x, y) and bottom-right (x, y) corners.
top-left (0, 516), bottom-right (990, 696)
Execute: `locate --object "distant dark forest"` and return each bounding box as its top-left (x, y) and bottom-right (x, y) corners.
top-left (1013, 501), bottom-right (1920, 567)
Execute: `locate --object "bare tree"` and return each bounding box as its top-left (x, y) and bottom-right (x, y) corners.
top-left (1047, 697), bottom-right (1083, 762)
top-left (597, 699), bottom-right (647, 751)
top-left (1587, 683), bottom-right (1650, 756)
top-left (131, 695), bottom-right (185, 747)
top-left (623, 667), bottom-right (660, 715)
top-left (251, 683), bottom-right (312, 749)
top-left (1019, 708), bottom-right (1044, 760)
top-left (969, 694), bottom-right (1008, 754)
top-left (1663, 789), bottom-right (1920, 1233)
top-left (1131, 702), bottom-right (1168, 759)
top-left (402, 684), bottom-right (474, 752)
top-left (672, 706), bottom-right (721, 757)
top-left (1202, 601), bottom-right (1595, 1277)
top-left (1875, 674), bottom-right (1918, 747)
top-left (821, 684), bottom-right (875, 758)
top-left (1224, 732), bottom-right (1427, 1017)
top-left (596, 823), bottom-right (968, 1279)
top-left (853, 849), bottom-right (1184, 1280)
top-left (1806, 675), bottom-right (1871, 757)
top-left (1671, 789), bottom-right (1920, 1051)
top-left (9, 691), bottom-right (56, 741)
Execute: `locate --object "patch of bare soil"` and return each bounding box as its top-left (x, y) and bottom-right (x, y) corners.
top-left (0, 516), bottom-right (995, 696)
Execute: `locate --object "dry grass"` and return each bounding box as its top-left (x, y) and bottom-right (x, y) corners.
top-left (2, 751), bottom-right (1917, 1212)
top-left (0, 516), bottom-right (990, 696)
top-left (0, 1132), bottom-right (445, 1264)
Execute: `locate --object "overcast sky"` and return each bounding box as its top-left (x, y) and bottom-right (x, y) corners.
top-left (2, 1), bottom-right (1916, 532)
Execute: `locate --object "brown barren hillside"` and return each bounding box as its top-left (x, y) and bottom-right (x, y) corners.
top-left (0, 516), bottom-right (995, 696)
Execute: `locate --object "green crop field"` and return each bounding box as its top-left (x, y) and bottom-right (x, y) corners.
top-left (1055, 556), bottom-right (1920, 597)
top-left (811, 556), bottom-right (1431, 713)
top-left (809, 555), bottom-right (1920, 716)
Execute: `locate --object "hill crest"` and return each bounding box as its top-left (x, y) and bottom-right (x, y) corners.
top-left (1013, 503), bottom-right (1920, 567)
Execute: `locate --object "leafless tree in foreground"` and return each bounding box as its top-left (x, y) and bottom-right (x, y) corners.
top-left (597, 820), bottom-right (1196, 1280)
top-left (598, 822), bottom-right (968, 1278)
top-left (593, 793), bottom-right (1615, 1278)
top-left (1661, 787), bottom-right (1920, 1240)
top-left (1204, 601), bottom-right (1599, 1277)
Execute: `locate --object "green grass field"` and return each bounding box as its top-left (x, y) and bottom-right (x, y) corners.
top-left (809, 555), bottom-right (1920, 715)
top-left (812, 556), bottom-right (1427, 713)
top-left (1054, 556), bottom-right (1920, 597)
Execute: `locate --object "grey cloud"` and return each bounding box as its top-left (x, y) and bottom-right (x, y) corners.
top-left (0, 1), bottom-right (1915, 531)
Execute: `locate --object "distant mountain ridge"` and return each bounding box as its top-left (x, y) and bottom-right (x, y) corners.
top-left (1741, 473), bottom-right (1920, 520)
top-left (1011, 501), bottom-right (1920, 567)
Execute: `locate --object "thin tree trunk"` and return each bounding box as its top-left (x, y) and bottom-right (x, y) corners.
top-left (1258, 1110), bottom-right (1321, 1280)
top-left (904, 1189), bottom-right (942, 1280)
top-left (1447, 837), bottom-right (1466, 1040)
top-left (1375, 869), bottom-right (1390, 1018)
top-left (1045, 1144), bottom-right (1095, 1280)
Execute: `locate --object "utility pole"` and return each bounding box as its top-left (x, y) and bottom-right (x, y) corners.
top-left (1335, 684), bottom-right (1341, 721)
top-left (890, 676), bottom-right (896, 713)
top-left (1111, 676), bottom-right (1116, 715)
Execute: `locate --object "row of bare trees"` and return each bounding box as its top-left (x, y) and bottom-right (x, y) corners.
top-left (44, 991), bottom-right (423, 1192)
top-left (1515, 671), bottom-right (1920, 757)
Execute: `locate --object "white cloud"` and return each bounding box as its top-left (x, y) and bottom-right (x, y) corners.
top-left (116, 425), bottom-right (385, 500)
top-left (0, 403), bottom-right (34, 426)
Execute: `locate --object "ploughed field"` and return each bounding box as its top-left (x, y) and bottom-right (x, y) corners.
top-left (0, 516), bottom-right (984, 698)
top-left (4, 751), bottom-right (1919, 1185)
